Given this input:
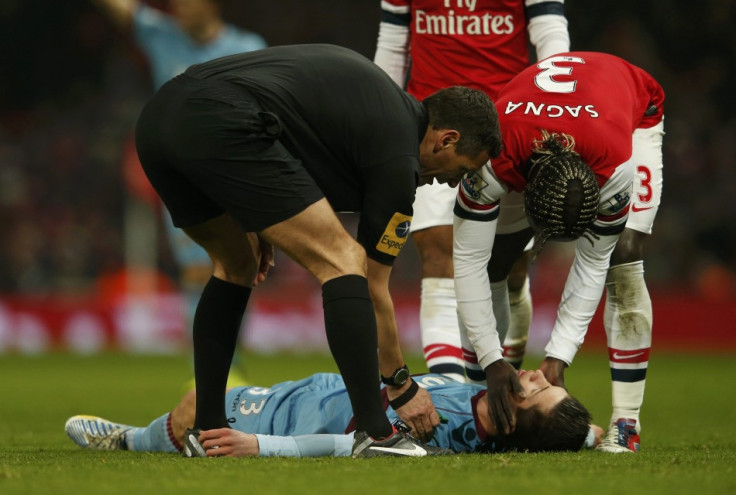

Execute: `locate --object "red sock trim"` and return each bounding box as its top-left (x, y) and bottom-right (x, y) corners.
top-left (166, 413), bottom-right (183, 452)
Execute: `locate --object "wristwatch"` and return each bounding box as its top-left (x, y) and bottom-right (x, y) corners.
top-left (381, 365), bottom-right (410, 387)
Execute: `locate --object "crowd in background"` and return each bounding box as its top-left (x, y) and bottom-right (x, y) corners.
top-left (1, 0), bottom-right (735, 301)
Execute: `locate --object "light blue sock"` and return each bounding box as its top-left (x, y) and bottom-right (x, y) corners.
top-left (126, 413), bottom-right (179, 453)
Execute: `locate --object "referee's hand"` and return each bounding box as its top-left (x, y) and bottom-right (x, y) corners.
top-left (389, 381), bottom-right (440, 441)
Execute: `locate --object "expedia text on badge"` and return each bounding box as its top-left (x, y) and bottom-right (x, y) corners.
top-left (377, 212), bottom-right (413, 257)
top-left (380, 236), bottom-right (406, 252)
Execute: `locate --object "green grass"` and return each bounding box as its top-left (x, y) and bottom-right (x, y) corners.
top-left (1, 351), bottom-right (735, 494)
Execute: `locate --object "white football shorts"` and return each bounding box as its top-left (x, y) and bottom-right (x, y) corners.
top-left (410, 118), bottom-right (663, 239)
top-left (626, 120), bottom-right (664, 235)
top-left (409, 180), bottom-right (457, 232)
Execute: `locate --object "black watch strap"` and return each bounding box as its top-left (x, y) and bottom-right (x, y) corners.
top-left (381, 364), bottom-right (410, 387)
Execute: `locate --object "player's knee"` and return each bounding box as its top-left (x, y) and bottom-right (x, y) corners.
top-left (335, 241), bottom-right (368, 277)
top-left (212, 258), bottom-right (258, 286)
top-left (611, 229), bottom-right (646, 265)
top-left (507, 253), bottom-right (531, 291)
top-left (507, 273), bottom-right (526, 292)
top-left (420, 254), bottom-right (453, 278)
top-left (413, 227), bottom-right (453, 278)
top-left (413, 227), bottom-right (452, 256)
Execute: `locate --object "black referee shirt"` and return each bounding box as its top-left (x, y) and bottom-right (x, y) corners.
top-left (185, 44), bottom-right (427, 264)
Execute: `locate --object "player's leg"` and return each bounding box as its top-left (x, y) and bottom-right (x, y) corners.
top-left (598, 231), bottom-right (651, 453)
top-left (176, 223), bottom-right (257, 459)
top-left (262, 203), bottom-right (451, 457)
top-left (488, 192), bottom-right (535, 371)
top-left (135, 82), bottom-right (259, 435)
top-left (65, 389), bottom-right (197, 453)
top-left (163, 214), bottom-right (212, 330)
top-left (259, 198), bottom-right (393, 439)
top-left (120, 404), bottom-right (187, 453)
top-left (262, 205), bottom-right (449, 460)
top-left (414, 225), bottom-right (466, 381)
top-left (136, 78), bottom-right (312, 459)
top-left (411, 182), bottom-right (466, 382)
top-left (65, 389), bottom-right (196, 453)
top-left (598, 121), bottom-right (663, 453)
top-left (164, 211), bottom-right (249, 390)
top-left (65, 412), bottom-right (181, 453)
top-left (504, 250), bottom-right (533, 369)
top-left (182, 214), bottom-right (261, 431)
top-left (167, 389), bottom-right (197, 449)
top-left (459, 228), bottom-right (531, 384)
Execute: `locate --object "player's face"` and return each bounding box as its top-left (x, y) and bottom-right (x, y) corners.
top-left (420, 147), bottom-right (489, 188)
top-left (516, 369), bottom-right (569, 414)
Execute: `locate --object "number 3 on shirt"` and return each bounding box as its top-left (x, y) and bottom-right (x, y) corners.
top-left (534, 56), bottom-right (586, 94)
top-left (636, 165), bottom-right (653, 203)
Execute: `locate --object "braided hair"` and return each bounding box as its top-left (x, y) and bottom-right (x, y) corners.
top-left (523, 130), bottom-right (599, 258)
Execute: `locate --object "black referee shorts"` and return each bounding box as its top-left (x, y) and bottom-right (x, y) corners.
top-left (135, 74), bottom-right (323, 232)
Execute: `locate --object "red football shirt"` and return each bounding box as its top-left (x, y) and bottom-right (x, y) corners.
top-left (492, 52), bottom-right (665, 192)
top-left (387, 0), bottom-right (532, 100)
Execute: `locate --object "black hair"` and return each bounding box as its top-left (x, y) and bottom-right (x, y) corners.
top-left (423, 86), bottom-right (502, 159)
top-left (523, 130), bottom-right (599, 258)
top-left (484, 395), bottom-right (592, 453)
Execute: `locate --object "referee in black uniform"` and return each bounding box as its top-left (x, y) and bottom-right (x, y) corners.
top-left (135, 44), bottom-right (501, 457)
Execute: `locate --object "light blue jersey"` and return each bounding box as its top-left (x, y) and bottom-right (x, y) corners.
top-left (224, 373), bottom-right (489, 455)
top-left (133, 4), bottom-right (267, 89)
top-left (225, 373), bottom-right (354, 437)
top-left (401, 374), bottom-right (487, 453)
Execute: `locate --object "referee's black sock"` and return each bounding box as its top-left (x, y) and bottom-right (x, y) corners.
top-left (192, 276), bottom-right (251, 430)
top-left (322, 274), bottom-right (393, 439)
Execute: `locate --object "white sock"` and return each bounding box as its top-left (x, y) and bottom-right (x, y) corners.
top-left (604, 261), bottom-right (652, 431)
top-left (503, 277), bottom-right (532, 368)
top-left (420, 278), bottom-right (465, 382)
top-left (459, 318), bottom-right (484, 385)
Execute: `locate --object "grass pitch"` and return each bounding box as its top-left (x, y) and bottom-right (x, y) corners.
top-left (1, 351), bottom-right (734, 494)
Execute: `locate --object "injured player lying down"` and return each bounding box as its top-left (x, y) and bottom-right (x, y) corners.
top-left (66, 370), bottom-right (597, 457)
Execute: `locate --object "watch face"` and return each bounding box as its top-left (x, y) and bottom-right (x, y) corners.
top-left (394, 367), bottom-right (410, 386)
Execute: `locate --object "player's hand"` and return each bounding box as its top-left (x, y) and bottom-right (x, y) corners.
top-left (198, 428), bottom-right (260, 457)
top-left (539, 357), bottom-right (568, 389)
top-left (388, 380), bottom-right (440, 441)
top-left (485, 359), bottom-right (526, 435)
top-left (253, 236), bottom-right (275, 286)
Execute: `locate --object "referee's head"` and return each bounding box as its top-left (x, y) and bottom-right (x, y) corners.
top-left (423, 86), bottom-right (502, 160)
